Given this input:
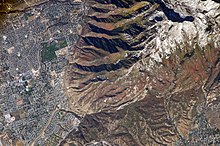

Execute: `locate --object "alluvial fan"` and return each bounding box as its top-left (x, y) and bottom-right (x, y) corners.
top-left (62, 0), bottom-right (220, 145)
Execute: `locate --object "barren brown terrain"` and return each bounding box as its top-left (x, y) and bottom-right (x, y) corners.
top-left (62, 0), bottom-right (220, 145)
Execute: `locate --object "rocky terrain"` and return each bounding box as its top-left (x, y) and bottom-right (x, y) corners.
top-left (0, 0), bottom-right (219, 145)
top-left (62, 0), bottom-right (220, 145)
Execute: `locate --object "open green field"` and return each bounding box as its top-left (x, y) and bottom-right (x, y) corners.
top-left (41, 38), bottom-right (68, 62)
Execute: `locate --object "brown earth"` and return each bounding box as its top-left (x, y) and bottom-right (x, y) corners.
top-left (62, 0), bottom-right (220, 145)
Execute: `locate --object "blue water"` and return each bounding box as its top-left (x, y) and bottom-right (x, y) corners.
top-left (155, 0), bottom-right (194, 22)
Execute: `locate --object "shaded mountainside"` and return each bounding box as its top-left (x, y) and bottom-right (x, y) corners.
top-left (63, 0), bottom-right (220, 145)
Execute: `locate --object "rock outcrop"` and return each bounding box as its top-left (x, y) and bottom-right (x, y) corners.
top-left (63, 0), bottom-right (220, 145)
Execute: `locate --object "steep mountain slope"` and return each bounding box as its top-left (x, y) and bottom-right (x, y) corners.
top-left (63, 0), bottom-right (220, 145)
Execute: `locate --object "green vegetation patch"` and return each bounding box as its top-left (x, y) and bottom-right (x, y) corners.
top-left (41, 38), bottom-right (68, 62)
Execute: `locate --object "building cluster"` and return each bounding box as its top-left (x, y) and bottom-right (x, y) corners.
top-left (0, 0), bottom-right (83, 144)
